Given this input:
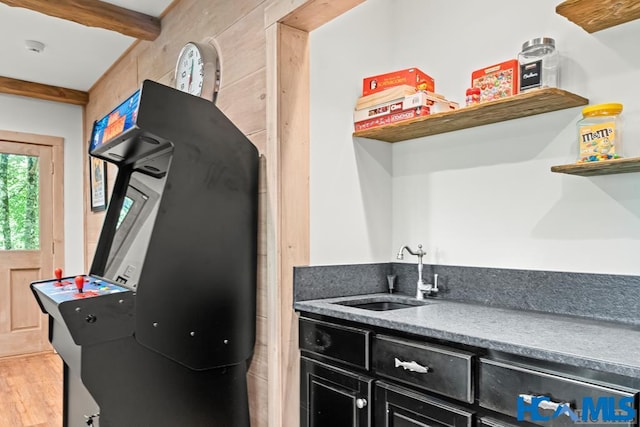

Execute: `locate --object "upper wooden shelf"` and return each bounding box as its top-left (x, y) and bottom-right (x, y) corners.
top-left (353, 88), bottom-right (588, 143)
top-left (551, 157), bottom-right (640, 176)
top-left (556, 0), bottom-right (640, 33)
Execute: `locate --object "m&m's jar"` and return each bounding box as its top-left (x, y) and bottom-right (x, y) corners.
top-left (577, 103), bottom-right (623, 163)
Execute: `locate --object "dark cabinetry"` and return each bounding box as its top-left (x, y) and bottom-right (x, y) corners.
top-left (478, 358), bottom-right (638, 427)
top-left (300, 356), bottom-right (373, 427)
top-left (298, 314), bottom-right (640, 427)
top-left (299, 316), bottom-right (475, 427)
top-left (373, 335), bottom-right (474, 403)
top-left (376, 381), bottom-right (474, 427)
top-left (299, 317), bottom-right (370, 370)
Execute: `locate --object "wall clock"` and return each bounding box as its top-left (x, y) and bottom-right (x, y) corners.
top-left (174, 41), bottom-right (221, 103)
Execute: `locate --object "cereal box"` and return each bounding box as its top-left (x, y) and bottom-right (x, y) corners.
top-left (471, 60), bottom-right (519, 103)
top-left (363, 67), bottom-right (434, 96)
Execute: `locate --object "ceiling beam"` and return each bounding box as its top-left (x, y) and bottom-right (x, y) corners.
top-left (0, 76), bottom-right (89, 105)
top-left (0, 0), bottom-right (161, 41)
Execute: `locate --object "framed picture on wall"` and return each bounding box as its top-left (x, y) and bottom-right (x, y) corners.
top-left (90, 156), bottom-right (107, 212)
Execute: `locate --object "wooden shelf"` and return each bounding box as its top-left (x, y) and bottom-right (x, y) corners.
top-left (353, 88), bottom-right (588, 143)
top-left (551, 157), bottom-right (640, 176)
top-left (556, 0), bottom-right (640, 33)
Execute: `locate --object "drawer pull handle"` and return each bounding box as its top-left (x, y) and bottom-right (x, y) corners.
top-left (394, 357), bottom-right (429, 374)
top-left (356, 398), bottom-right (367, 409)
top-left (519, 394), bottom-right (573, 416)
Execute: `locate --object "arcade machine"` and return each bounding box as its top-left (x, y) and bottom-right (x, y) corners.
top-left (31, 80), bottom-right (259, 427)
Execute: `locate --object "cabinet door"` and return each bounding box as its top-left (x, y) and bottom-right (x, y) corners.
top-left (301, 356), bottom-right (373, 427)
top-left (376, 381), bottom-right (474, 427)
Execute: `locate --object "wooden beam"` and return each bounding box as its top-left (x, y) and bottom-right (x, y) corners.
top-left (266, 0), bottom-right (365, 31)
top-left (275, 23), bottom-right (309, 427)
top-left (0, 76), bottom-right (88, 105)
top-left (0, 0), bottom-right (161, 41)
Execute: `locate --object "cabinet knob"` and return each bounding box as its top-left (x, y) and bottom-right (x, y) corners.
top-left (356, 398), bottom-right (367, 409)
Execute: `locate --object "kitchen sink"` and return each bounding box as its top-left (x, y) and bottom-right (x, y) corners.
top-left (335, 296), bottom-right (428, 311)
top-left (346, 301), bottom-right (419, 311)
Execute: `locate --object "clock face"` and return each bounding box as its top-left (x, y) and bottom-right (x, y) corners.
top-left (175, 43), bottom-right (204, 96)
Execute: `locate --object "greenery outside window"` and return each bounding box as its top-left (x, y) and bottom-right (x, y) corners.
top-left (0, 153), bottom-right (39, 250)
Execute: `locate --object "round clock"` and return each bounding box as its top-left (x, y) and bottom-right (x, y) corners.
top-left (174, 41), bottom-right (220, 103)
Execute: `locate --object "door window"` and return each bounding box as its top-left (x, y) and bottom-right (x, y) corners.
top-left (0, 153), bottom-right (40, 250)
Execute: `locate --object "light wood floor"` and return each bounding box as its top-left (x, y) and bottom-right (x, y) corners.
top-left (0, 352), bottom-right (63, 427)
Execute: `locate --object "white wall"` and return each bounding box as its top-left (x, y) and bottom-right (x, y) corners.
top-left (309, 0), bottom-right (394, 265)
top-left (0, 93), bottom-right (84, 275)
top-left (310, 0), bottom-right (640, 275)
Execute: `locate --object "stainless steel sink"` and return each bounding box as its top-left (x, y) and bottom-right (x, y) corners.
top-left (335, 296), bottom-right (428, 311)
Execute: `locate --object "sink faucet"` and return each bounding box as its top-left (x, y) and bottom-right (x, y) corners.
top-left (396, 244), bottom-right (438, 300)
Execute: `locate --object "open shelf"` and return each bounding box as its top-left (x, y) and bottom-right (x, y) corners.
top-left (551, 157), bottom-right (640, 176)
top-left (353, 88), bottom-right (588, 143)
top-left (556, 0), bottom-right (640, 33)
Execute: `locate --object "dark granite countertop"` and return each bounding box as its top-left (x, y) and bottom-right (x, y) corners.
top-left (294, 293), bottom-right (640, 378)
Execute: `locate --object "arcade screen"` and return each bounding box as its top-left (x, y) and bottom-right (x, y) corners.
top-left (90, 90), bottom-right (141, 152)
top-left (116, 196), bottom-right (134, 229)
top-left (101, 173), bottom-right (162, 288)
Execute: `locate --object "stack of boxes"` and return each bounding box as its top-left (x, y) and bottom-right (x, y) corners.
top-left (353, 60), bottom-right (529, 132)
top-left (353, 68), bottom-right (459, 132)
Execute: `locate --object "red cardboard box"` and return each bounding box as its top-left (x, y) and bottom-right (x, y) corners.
top-left (354, 106), bottom-right (431, 131)
top-left (354, 92), bottom-right (457, 122)
top-left (471, 59), bottom-right (518, 102)
top-left (363, 67), bottom-right (434, 96)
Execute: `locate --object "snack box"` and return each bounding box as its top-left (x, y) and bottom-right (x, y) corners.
top-left (363, 67), bottom-right (435, 96)
top-left (355, 106), bottom-right (432, 131)
top-left (354, 92), bottom-right (457, 122)
top-left (471, 59), bottom-right (519, 103)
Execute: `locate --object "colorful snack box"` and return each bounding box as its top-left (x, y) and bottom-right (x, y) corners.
top-left (363, 67), bottom-right (435, 96)
top-left (471, 59), bottom-right (519, 102)
top-left (354, 92), bottom-right (457, 122)
top-left (355, 106), bottom-right (431, 131)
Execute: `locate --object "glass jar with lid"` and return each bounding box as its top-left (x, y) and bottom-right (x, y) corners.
top-left (577, 103), bottom-right (623, 163)
top-left (518, 37), bottom-right (559, 92)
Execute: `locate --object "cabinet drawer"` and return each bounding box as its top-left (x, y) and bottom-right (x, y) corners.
top-left (375, 381), bottom-right (474, 427)
top-left (372, 335), bottom-right (474, 403)
top-left (477, 416), bottom-right (521, 427)
top-left (478, 358), bottom-right (638, 427)
top-left (299, 317), bottom-right (370, 370)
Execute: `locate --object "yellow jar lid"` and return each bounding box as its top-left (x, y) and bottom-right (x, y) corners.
top-left (582, 103), bottom-right (623, 116)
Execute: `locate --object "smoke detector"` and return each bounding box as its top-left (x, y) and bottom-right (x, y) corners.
top-left (25, 40), bottom-right (45, 53)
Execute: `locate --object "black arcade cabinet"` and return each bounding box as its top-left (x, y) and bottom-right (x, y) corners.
top-left (31, 80), bottom-right (259, 427)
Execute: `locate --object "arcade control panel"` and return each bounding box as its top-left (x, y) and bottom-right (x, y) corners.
top-left (32, 269), bottom-right (129, 304)
top-left (31, 269), bottom-right (135, 347)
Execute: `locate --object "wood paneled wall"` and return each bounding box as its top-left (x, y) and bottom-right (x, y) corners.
top-left (83, 0), bottom-right (268, 425)
top-left (264, 2), bottom-right (365, 425)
